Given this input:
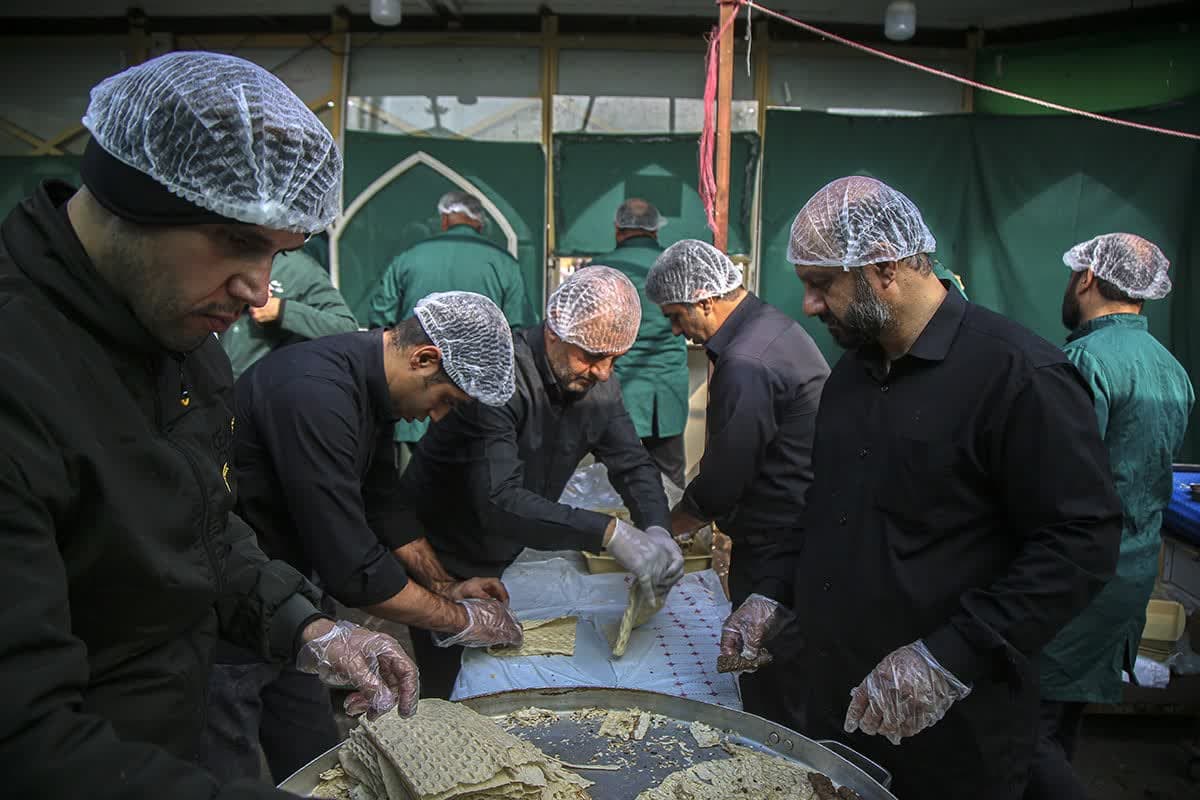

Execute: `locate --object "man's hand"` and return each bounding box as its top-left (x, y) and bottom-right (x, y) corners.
top-left (719, 594), bottom-right (788, 667)
top-left (843, 640), bottom-right (971, 745)
top-left (433, 598), bottom-right (524, 649)
top-left (296, 619), bottom-right (419, 720)
top-left (439, 577), bottom-right (510, 604)
top-left (605, 519), bottom-right (685, 602)
top-left (249, 295), bottom-right (283, 324)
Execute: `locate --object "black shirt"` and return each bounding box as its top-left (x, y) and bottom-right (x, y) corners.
top-left (787, 288), bottom-right (1121, 796)
top-left (399, 326), bottom-right (671, 578)
top-left (234, 330), bottom-right (413, 608)
top-left (681, 292), bottom-right (829, 538)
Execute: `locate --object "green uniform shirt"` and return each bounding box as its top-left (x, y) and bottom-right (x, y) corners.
top-left (600, 236), bottom-right (689, 439)
top-left (1039, 313), bottom-right (1194, 703)
top-left (367, 224), bottom-right (534, 443)
top-left (220, 250), bottom-right (359, 380)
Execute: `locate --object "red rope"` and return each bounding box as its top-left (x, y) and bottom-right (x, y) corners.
top-left (741, 0), bottom-right (1200, 142)
top-left (699, 8), bottom-right (741, 237)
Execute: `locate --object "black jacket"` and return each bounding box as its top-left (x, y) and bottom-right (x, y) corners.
top-left (399, 326), bottom-right (671, 578)
top-left (0, 181), bottom-right (322, 799)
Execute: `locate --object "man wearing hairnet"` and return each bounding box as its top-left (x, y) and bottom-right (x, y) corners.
top-left (723, 176), bottom-right (1122, 798)
top-left (0, 53), bottom-right (419, 798)
top-left (1025, 234), bottom-right (1193, 799)
top-left (205, 292), bottom-right (525, 783)
top-left (367, 191), bottom-right (535, 452)
top-left (398, 267), bottom-right (685, 697)
top-left (644, 238), bottom-right (829, 720)
top-left (592, 198), bottom-right (690, 487)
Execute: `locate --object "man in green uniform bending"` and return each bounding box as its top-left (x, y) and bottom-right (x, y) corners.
top-left (1028, 233), bottom-right (1194, 799)
top-left (367, 191), bottom-right (534, 449)
top-left (598, 198), bottom-right (689, 487)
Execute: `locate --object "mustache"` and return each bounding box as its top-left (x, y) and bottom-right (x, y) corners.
top-left (196, 302), bottom-right (247, 317)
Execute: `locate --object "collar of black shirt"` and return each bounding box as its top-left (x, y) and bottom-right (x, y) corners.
top-left (526, 325), bottom-right (566, 401)
top-left (854, 286), bottom-right (967, 379)
top-left (704, 291), bottom-right (763, 361)
top-left (367, 329), bottom-right (396, 423)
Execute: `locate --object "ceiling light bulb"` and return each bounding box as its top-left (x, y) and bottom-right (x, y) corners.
top-left (885, 1), bottom-right (916, 42)
top-left (370, 0), bottom-right (402, 27)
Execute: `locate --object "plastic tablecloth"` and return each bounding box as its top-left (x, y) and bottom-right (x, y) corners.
top-left (451, 549), bottom-right (742, 709)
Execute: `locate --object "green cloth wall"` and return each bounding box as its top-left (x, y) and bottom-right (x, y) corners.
top-left (338, 131), bottom-right (545, 324)
top-left (758, 100), bottom-right (1200, 460)
top-left (553, 133), bottom-right (759, 256)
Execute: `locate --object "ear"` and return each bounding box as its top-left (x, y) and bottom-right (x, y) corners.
top-left (440, 216), bottom-right (449, 232)
top-left (697, 297), bottom-right (715, 316)
top-left (408, 344), bottom-right (443, 374)
top-left (873, 260), bottom-right (899, 289)
top-left (1077, 269), bottom-right (1096, 294)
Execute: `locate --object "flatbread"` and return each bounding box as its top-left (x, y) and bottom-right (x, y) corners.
top-left (688, 721), bottom-right (722, 749)
top-left (636, 745), bottom-right (815, 800)
top-left (488, 617), bottom-right (578, 658)
top-left (610, 581), bottom-right (663, 658)
top-left (338, 699), bottom-right (592, 800)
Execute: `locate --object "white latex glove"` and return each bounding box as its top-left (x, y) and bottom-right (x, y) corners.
top-left (607, 519), bottom-right (685, 603)
top-left (844, 640), bottom-right (972, 745)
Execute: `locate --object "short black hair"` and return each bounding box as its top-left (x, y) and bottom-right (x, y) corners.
top-left (388, 317), bottom-right (452, 386)
top-left (1095, 275), bottom-right (1139, 304)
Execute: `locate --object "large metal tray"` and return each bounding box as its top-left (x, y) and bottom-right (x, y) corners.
top-left (278, 687), bottom-right (897, 800)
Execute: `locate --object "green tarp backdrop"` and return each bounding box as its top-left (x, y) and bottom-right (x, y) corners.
top-left (337, 131), bottom-right (546, 324)
top-left (553, 133), bottom-right (759, 256)
top-left (758, 100), bottom-right (1200, 461)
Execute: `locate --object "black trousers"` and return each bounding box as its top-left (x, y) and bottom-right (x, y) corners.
top-left (1024, 700), bottom-right (1088, 800)
top-left (410, 627), bottom-right (465, 700)
top-left (728, 539), bottom-right (793, 725)
top-left (641, 433), bottom-right (686, 489)
top-left (203, 659), bottom-right (339, 784)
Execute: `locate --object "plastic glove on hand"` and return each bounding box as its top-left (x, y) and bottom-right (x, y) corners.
top-left (607, 519), bottom-right (685, 603)
top-left (443, 576), bottom-right (510, 604)
top-left (719, 594), bottom-right (788, 665)
top-left (843, 640), bottom-right (971, 745)
top-left (433, 598), bottom-right (524, 649)
top-left (296, 620), bottom-right (419, 720)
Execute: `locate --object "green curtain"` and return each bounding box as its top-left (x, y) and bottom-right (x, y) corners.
top-left (0, 156), bottom-right (82, 214)
top-left (338, 131), bottom-right (545, 324)
top-left (759, 100), bottom-right (1200, 459)
top-left (553, 133), bottom-right (759, 256)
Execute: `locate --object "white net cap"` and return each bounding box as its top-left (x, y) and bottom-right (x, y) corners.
top-left (82, 51), bottom-right (342, 234)
top-left (437, 191), bottom-right (485, 223)
top-left (788, 176), bottom-right (936, 269)
top-left (545, 265), bottom-right (641, 354)
top-left (615, 198), bottom-right (667, 231)
top-left (413, 292), bottom-right (516, 406)
top-left (1063, 233), bottom-right (1172, 300)
top-left (645, 239), bottom-right (743, 305)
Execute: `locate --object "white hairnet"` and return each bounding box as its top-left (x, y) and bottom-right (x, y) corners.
top-left (545, 266), bottom-right (641, 354)
top-left (1063, 233), bottom-right (1172, 300)
top-left (437, 191), bottom-right (485, 223)
top-left (645, 239), bottom-right (743, 305)
top-left (615, 198), bottom-right (667, 231)
top-left (413, 292), bottom-right (515, 407)
top-left (82, 51), bottom-right (341, 234)
top-left (787, 176), bottom-right (936, 269)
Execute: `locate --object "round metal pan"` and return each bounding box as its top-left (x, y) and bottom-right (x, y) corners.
top-left (279, 686), bottom-right (896, 799)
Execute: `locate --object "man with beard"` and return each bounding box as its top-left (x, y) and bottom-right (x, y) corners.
top-left (643, 238), bottom-right (828, 720)
top-left (0, 52), bottom-right (417, 798)
top-left (397, 266), bottom-right (685, 697)
top-left (1026, 234), bottom-right (1193, 799)
top-left (720, 176), bottom-right (1122, 798)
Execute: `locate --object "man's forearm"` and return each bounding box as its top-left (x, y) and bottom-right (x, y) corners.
top-left (363, 581), bottom-right (470, 633)
top-left (393, 537), bottom-right (457, 593)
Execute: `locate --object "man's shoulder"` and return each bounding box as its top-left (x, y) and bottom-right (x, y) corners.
top-left (958, 302), bottom-right (1069, 371)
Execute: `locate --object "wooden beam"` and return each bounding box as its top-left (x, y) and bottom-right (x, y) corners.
top-left (962, 28), bottom-right (983, 113)
top-left (126, 8), bottom-right (151, 66)
top-left (0, 118), bottom-right (58, 153)
top-left (30, 123), bottom-right (88, 156)
top-left (713, 1), bottom-right (736, 252)
top-left (540, 14), bottom-right (559, 294)
top-left (331, 10), bottom-right (351, 150)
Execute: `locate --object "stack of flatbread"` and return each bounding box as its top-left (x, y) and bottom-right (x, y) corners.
top-left (636, 745), bottom-right (816, 800)
top-left (339, 699), bottom-right (592, 800)
top-left (610, 581), bottom-right (663, 658)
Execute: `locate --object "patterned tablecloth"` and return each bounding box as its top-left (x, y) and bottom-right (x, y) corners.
top-left (451, 549), bottom-right (742, 709)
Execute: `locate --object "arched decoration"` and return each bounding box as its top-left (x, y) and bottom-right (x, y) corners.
top-left (328, 151), bottom-right (520, 287)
